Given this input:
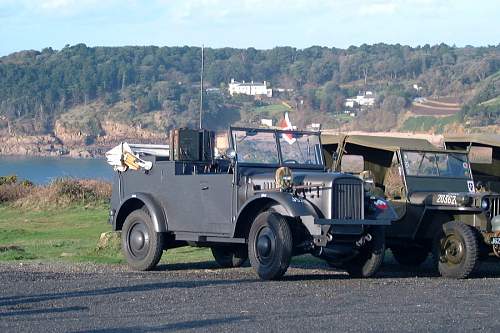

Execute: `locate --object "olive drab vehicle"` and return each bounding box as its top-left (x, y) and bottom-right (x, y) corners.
top-left (322, 134), bottom-right (500, 279)
top-left (108, 127), bottom-right (396, 280)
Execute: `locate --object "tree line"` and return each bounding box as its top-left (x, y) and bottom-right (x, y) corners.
top-left (0, 43), bottom-right (499, 134)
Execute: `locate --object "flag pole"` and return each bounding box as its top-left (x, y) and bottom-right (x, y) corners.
top-left (199, 44), bottom-right (204, 129)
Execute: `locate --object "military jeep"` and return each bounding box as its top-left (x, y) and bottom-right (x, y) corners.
top-left (322, 134), bottom-right (500, 279)
top-left (109, 127), bottom-right (395, 280)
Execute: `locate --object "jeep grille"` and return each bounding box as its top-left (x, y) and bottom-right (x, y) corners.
top-left (332, 178), bottom-right (364, 220)
top-left (488, 197), bottom-right (500, 218)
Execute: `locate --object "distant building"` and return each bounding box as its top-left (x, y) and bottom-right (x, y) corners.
top-left (261, 119), bottom-right (274, 127)
top-left (228, 79), bottom-right (272, 97)
top-left (344, 91), bottom-right (375, 108)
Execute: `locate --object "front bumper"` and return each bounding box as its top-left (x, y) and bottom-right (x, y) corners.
top-left (301, 216), bottom-right (391, 247)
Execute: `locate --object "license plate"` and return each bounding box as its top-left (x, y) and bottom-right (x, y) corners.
top-left (492, 237), bottom-right (500, 245)
top-left (432, 194), bottom-right (458, 206)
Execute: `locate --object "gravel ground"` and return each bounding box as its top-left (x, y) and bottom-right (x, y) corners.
top-left (1, 258), bottom-right (500, 333)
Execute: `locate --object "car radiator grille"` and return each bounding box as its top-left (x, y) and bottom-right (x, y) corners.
top-left (332, 179), bottom-right (364, 220)
top-left (490, 197), bottom-right (500, 218)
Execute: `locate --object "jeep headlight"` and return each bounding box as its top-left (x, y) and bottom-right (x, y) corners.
top-left (481, 198), bottom-right (490, 210)
top-left (275, 167), bottom-right (293, 191)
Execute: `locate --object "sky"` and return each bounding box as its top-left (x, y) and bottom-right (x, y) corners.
top-left (0, 0), bottom-right (498, 56)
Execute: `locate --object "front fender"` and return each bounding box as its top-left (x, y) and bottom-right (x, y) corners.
top-left (240, 192), bottom-right (319, 218)
top-left (116, 193), bottom-right (168, 232)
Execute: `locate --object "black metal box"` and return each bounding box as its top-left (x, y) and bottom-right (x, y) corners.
top-left (169, 128), bottom-right (200, 161)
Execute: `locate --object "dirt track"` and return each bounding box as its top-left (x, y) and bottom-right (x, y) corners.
top-left (1, 258), bottom-right (500, 332)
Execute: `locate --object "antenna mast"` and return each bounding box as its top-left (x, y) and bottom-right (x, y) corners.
top-left (199, 44), bottom-right (204, 129)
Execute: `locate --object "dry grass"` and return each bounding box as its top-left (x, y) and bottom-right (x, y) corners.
top-left (1, 178), bottom-right (112, 210)
top-left (0, 175), bottom-right (33, 203)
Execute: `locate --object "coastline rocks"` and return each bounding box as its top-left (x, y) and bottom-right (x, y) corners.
top-left (0, 135), bottom-right (64, 156)
top-left (68, 148), bottom-right (92, 158)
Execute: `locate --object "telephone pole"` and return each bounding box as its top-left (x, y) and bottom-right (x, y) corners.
top-left (199, 44), bottom-right (204, 129)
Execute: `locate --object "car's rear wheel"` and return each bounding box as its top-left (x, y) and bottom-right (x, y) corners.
top-left (211, 245), bottom-right (248, 268)
top-left (122, 209), bottom-right (165, 271)
top-left (432, 221), bottom-right (479, 279)
top-left (391, 245), bottom-right (429, 266)
top-left (248, 212), bottom-right (293, 280)
top-left (343, 226), bottom-right (385, 278)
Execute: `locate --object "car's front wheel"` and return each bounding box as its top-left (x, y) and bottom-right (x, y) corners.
top-left (248, 212), bottom-right (293, 280)
top-left (343, 226), bottom-right (385, 278)
top-left (211, 245), bottom-right (248, 268)
top-left (432, 221), bottom-right (479, 279)
top-left (122, 208), bottom-right (165, 271)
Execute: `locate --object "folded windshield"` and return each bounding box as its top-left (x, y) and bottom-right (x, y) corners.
top-left (402, 151), bottom-right (472, 178)
top-left (232, 129), bottom-right (322, 166)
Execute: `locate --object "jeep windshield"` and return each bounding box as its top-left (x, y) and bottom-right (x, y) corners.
top-left (232, 128), bottom-right (323, 166)
top-left (401, 150), bottom-right (472, 179)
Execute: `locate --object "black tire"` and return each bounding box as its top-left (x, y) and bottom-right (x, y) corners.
top-left (122, 209), bottom-right (165, 271)
top-left (391, 246), bottom-right (429, 267)
top-left (344, 226), bottom-right (385, 278)
top-left (432, 221), bottom-right (479, 279)
top-left (248, 212), bottom-right (293, 280)
top-left (211, 245), bottom-right (248, 268)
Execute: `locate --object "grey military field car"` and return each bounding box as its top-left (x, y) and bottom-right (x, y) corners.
top-left (322, 134), bottom-right (500, 279)
top-left (109, 127), bottom-right (395, 280)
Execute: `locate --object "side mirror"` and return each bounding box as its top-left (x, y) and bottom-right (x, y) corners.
top-left (468, 146), bottom-right (493, 164)
top-left (341, 155), bottom-right (365, 174)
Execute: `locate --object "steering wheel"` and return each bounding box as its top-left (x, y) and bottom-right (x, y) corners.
top-left (283, 159), bottom-right (299, 164)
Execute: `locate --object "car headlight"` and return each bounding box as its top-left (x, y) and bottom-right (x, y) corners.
top-left (481, 198), bottom-right (490, 210)
top-left (275, 167), bottom-right (293, 191)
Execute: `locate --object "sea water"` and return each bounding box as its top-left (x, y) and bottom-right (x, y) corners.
top-left (0, 156), bottom-right (114, 184)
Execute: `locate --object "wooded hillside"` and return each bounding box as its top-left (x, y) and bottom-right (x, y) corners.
top-left (0, 43), bottom-right (499, 137)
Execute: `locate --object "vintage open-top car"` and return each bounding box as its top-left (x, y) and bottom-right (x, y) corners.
top-left (108, 127), bottom-right (395, 280)
top-left (322, 134), bottom-right (500, 279)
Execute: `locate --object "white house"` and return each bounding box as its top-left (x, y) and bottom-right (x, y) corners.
top-left (228, 79), bottom-right (272, 97)
top-left (344, 91), bottom-right (375, 108)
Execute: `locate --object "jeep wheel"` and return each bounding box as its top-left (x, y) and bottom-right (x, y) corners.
top-left (211, 245), bottom-right (248, 268)
top-left (248, 212), bottom-right (293, 280)
top-left (122, 209), bottom-right (165, 271)
top-left (343, 226), bottom-right (385, 278)
top-left (432, 221), bottom-right (479, 279)
top-left (391, 246), bottom-right (428, 266)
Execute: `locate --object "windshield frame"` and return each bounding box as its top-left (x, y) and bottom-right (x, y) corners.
top-left (230, 127), bottom-right (325, 169)
top-left (400, 149), bottom-right (473, 180)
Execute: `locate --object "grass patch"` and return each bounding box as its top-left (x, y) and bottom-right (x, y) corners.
top-left (401, 114), bottom-right (460, 133)
top-left (251, 103), bottom-right (292, 118)
top-left (0, 204), bottom-right (213, 265)
top-left (0, 204), bottom-right (118, 263)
